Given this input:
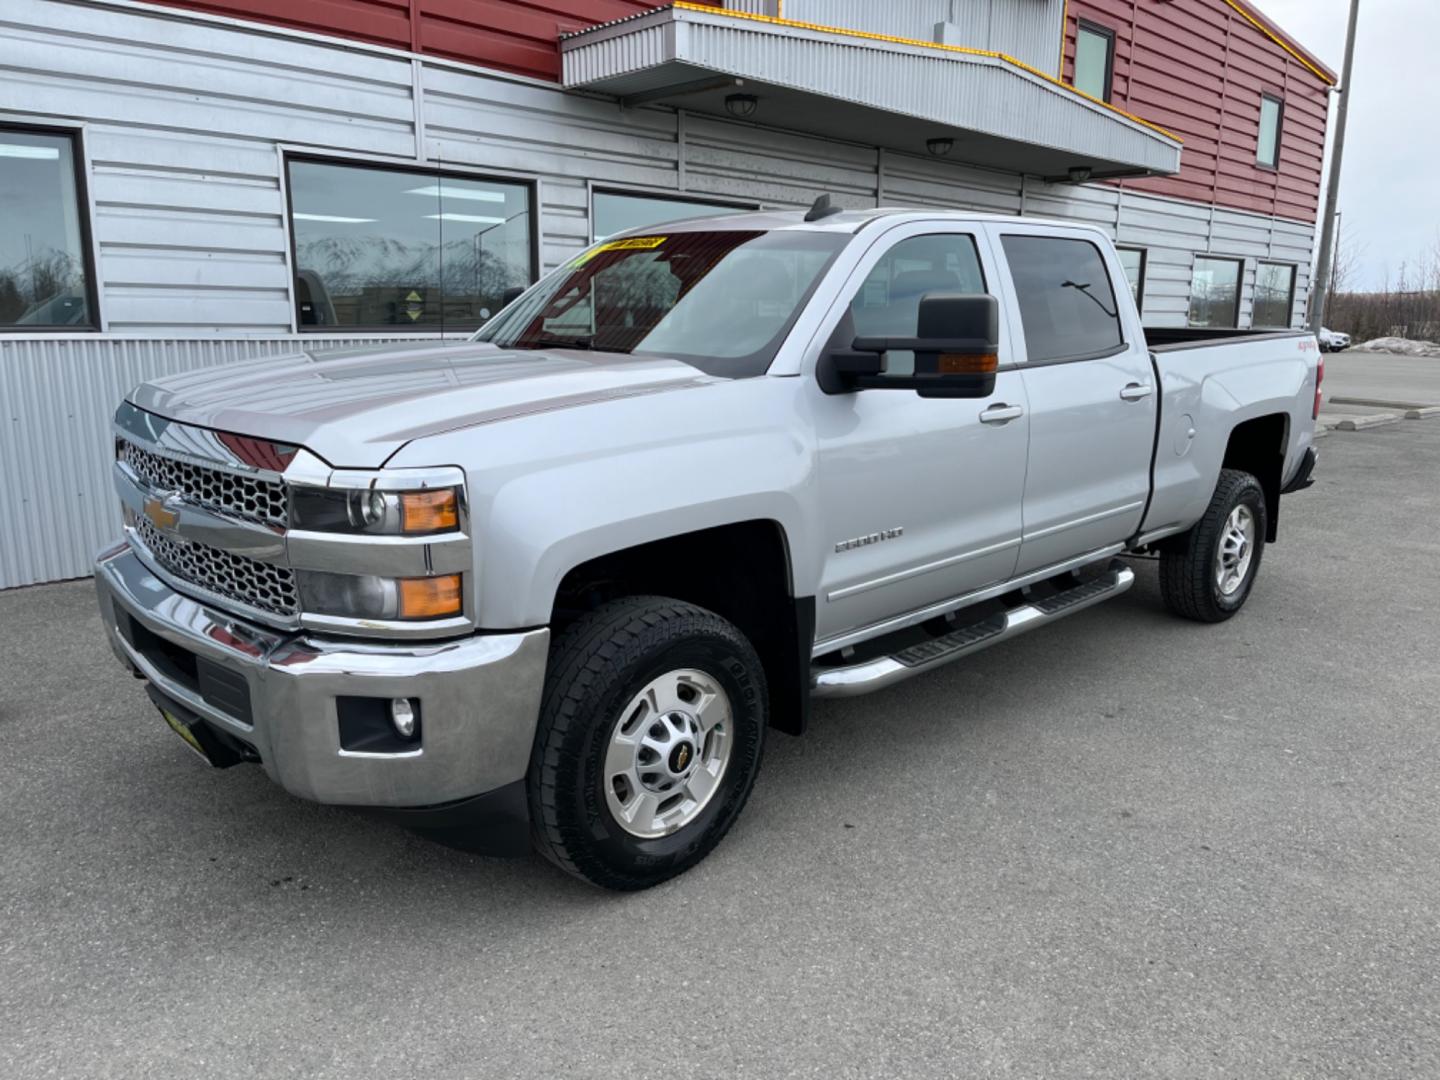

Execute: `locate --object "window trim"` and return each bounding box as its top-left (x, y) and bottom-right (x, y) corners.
top-left (1187, 254), bottom-right (1245, 329)
top-left (588, 183), bottom-right (760, 243)
top-left (1073, 20), bottom-right (1117, 104)
top-left (1115, 245), bottom-right (1147, 313)
top-left (1256, 93), bottom-right (1284, 170)
top-left (1252, 260), bottom-right (1297, 329)
top-left (0, 120), bottom-right (101, 334)
top-left (283, 152), bottom-right (541, 334)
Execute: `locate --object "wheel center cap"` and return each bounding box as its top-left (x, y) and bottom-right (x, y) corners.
top-left (669, 741), bottom-right (694, 774)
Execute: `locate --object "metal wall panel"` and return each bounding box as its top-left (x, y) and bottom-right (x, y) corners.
top-left (0, 335), bottom-right (464, 589)
top-left (146, 0), bottom-right (667, 82)
top-left (781, 0), bottom-right (1065, 71)
top-left (1064, 0), bottom-right (1332, 222)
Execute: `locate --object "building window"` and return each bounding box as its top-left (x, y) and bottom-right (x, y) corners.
top-left (0, 126), bottom-right (96, 328)
top-left (1001, 235), bottom-right (1124, 363)
top-left (1116, 246), bottom-right (1146, 310)
top-left (287, 158), bottom-right (534, 330)
top-left (1253, 261), bottom-right (1296, 327)
top-left (1074, 21), bottom-right (1116, 102)
top-left (592, 190), bottom-right (754, 242)
top-left (1257, 94), bottom-right (1283, 168)
top-left (1188, 256), bottom-right (1243, 328)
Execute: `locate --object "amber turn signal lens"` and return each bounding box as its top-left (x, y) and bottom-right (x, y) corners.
top-left (397, 574), bottom-right (462, 619)
top-left (936, 353), bottom-right (999, 375)
top-left (401, 489), bottom-right (459, 533)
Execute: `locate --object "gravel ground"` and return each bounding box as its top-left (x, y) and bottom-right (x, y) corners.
top-left (2, 421), bottom-right (1438, 1079)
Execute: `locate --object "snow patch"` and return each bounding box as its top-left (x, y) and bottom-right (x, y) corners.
top-left (1353, 337), bottom-right (1440, 358)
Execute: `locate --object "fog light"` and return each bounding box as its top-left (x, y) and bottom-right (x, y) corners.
top-left (391, 698), bottom-right (417, 738)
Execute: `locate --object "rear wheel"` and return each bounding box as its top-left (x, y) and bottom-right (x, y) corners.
top-left (528, 596), bottom-right (767, 890)
top-left (1159, 468), bottom-right (1267, 623)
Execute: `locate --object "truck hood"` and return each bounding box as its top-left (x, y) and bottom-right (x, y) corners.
top-left (128, 341), bottom-right (724, 468)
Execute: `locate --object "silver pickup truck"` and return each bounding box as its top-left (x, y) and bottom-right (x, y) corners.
top-left (95, 204), bottom-right (1321, 889)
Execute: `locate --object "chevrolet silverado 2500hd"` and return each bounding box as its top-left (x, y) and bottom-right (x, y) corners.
top-left (95, 205), bottom-right (1321, 890)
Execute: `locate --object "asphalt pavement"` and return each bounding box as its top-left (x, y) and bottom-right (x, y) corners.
top-left (1324, 349), bottom-right (1440, 408)
top-left (3, 422), bottom-right (1439, 1079)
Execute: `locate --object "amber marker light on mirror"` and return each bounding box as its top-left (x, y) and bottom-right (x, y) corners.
top-left (937, 353), bottom-right (999, 374)
top-left (398, 575), bottom-right (463, 619)
top-left (401, 489), bottom-right (459, 533)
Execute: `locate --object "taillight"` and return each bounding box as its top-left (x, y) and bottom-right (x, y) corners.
top-left (1313, 355), bottom-right (1325, 420)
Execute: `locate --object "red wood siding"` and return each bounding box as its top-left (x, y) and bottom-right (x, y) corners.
top-left (1063, 0), bottom-right (1330, 222)
top-left (150, 0), bottom-right (708, 81)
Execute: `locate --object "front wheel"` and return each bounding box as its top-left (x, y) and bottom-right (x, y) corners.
top-left (528, 596), bottom-right (767, 890)
top-left (1159, 469), bottom-right (1267, 623)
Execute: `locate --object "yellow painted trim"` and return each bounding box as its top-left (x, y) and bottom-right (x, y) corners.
top-left (1059, 0), bottom-right (1069, 76)
top-left (670, 1), bottom-right (1181, 143)
top-left (1223, 0), bottom-right (1335, 86)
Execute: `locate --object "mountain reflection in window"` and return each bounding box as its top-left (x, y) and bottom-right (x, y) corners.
top-left (287, 160), bottom-right (533, 331)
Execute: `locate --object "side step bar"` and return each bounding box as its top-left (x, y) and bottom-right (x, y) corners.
top-left (811, 560), bottom-right (1135, 699)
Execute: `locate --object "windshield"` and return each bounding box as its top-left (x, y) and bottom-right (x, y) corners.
top-left (474, 229), bottom-right (847, 377)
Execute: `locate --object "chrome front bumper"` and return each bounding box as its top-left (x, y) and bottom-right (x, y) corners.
top-left (95, 541), bottom-right (549, 809)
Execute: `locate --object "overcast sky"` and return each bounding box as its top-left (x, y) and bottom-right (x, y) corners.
top-left (1255, 0), bottom-right (1439, 289)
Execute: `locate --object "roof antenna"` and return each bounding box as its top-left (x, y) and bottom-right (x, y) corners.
top-left (804, 193), bottom-right (843, 222)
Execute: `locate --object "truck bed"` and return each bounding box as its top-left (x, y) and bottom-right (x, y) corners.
top-left (1145, 327), bottom-right (1314, 352)
top-left (1146, 325), bottom-right (1319, 351)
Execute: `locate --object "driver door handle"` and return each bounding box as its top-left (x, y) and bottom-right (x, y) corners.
top-left (1120, 382), bottom-right (1154, 402)
top-left (979, 403), bottom-right (1024, 425)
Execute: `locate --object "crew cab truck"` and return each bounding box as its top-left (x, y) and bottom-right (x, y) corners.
top-left (95, 204), bottom-right (1321, 890)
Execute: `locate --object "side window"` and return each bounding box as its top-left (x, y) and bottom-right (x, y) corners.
top-left (1188, 256), bottom-right (1243, 328)
top-left (1257, 94), bottom-right (1283, 168)
top-left (1073, 21), bottom-right (1116, 102)
top-left (1000, 235), bottom-right (1124, 363)
top-left (848, 233), bottom-right (986, 375)
top-left (0, 126), bottom-right (96, 328)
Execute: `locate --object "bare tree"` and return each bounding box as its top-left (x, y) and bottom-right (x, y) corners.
top-left (1325, 229), bottom-right (1440, 343)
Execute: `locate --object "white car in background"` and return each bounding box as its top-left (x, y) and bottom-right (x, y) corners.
top-left (1319, 327), bottom-right (1351, 352)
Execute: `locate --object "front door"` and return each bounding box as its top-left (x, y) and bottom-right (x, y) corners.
top-left (991, 228), bottom-right (1159, 575)
top-left (809, 226), bottom-right (1030, 644)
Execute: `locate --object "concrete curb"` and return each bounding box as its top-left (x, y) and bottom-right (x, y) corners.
top-left (1328, 396), bottom-right (1430, 410)
top-left (1405, 406), bottom-right (1440, 420)
top-left (1334, 413), bottom-right (1404, 431)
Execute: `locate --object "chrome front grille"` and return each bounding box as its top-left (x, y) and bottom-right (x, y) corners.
top-left (133, 517), bottom-right (300, 618)
top-left (119, 439), bottom-right (288, 529)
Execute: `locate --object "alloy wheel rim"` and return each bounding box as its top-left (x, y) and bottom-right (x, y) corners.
top-left (1216, 504), bottom-right (1256, 597)
top-left (603, 668), bottom-right (733, 839)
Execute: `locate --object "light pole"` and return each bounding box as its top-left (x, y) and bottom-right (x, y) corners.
top-left (1309, 0), bottom-right (1361, 332)
top-left (1327, 209), bottom-right (1343, 319)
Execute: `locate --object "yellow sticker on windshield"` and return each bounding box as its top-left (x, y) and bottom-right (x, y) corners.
top-left (568, 235), bottom-right (667, 268)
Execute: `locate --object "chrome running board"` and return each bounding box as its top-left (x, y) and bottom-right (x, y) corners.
top-left (811, 560), bottom-right (1135, 699)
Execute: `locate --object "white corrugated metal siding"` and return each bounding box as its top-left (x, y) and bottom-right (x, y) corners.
top-left (0, 0), bottom-right (1315, 588)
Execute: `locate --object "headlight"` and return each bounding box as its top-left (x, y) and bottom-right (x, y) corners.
top-left (290, 486), bottom-right (460, 536)
top-left (298, 571), bottom-right (463, 621)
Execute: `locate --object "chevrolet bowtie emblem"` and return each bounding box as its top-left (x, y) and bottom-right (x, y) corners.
top-left (143, 495), bottom-right (180, 531)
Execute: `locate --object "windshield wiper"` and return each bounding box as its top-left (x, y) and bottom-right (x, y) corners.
top-left (520, 334), bottom-right (597, 351)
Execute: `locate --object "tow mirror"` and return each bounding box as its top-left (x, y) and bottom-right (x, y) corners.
top-left (820, 293), bottom-right (1000, 399)
top-left (500, 285), bottom-right (526, 307)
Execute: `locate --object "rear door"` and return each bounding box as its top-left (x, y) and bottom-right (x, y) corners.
top-left (990, 226), bottom-right (1158, 575)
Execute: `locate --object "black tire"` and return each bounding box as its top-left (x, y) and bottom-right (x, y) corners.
top-left (528, 596), bottom-right (767, 891)
top-left (1159, 468), bottom-right (1267, 623)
